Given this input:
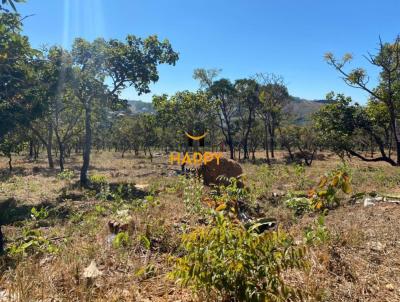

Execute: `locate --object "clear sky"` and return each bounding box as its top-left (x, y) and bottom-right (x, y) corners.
top-left (17, 0), bottom-right (400, 103)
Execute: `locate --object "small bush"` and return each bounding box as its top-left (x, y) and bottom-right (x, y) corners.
top-left (30, 207), bottom-right (49, 220)
top-left (286, 197), bottom-right (312, 216)
top-left (179, 176), bottom-right (206, 214)
top-left (286, 165), bottom-right (352, 213)
top-left (210, 176), bottom-right (250, 219)
top-left (57, 169), bottom-right (74, 181)
top-left (8, 229), bottom-right (58, 257)
top-left (171, 213), bottom-right (308, 301)
top-left (303, 214), bottom-right (330, 246)
top-left (112, 231), bottom-right (130, 248)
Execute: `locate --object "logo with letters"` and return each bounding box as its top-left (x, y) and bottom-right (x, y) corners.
top-left (169, 131), bottom-right (223, 165)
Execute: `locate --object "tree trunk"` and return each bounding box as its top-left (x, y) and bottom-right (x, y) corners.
top-left (264, 122), bottom-right (270, 164)
top-left (34, 144), bottom-right (39, 160)
top-left (270, 135), bottom-right (275, 158)
top-left (8, 154), bottom-right (12, 172)
top-left (228, 138), bottom-right (234, 160)
top-left (29, 140), bottom-right (34, 159)
top-left (148, 147), bottom-right (153, 162)
top-left (80, 101), bottom-right (92, 187)
top-left (59, 142), bottom-right (65, 172)
top-left (47, 124), bottom-right (54, 169)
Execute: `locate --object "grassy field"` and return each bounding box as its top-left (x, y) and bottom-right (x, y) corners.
top-left (1, 151), bottom-right (400, 301)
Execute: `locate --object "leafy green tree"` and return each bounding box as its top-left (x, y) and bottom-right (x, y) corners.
top-left (153, 91), bottom-right (213, 153)
top-left (325, 36), bottom-right (400, 165)
top-left (29, 46), bottom-right (80, 170)
top-left (71, 35), bottom-right (178, 186)
top-left (0, 127), bottom-right (26, 171)
top-left (314, 93), bottom-right (396, 165)
top-left (0, 13), bottom-right (44, 142)
top-left (139, 114), bottom-right (158, 160)
top-left (280, 125), bottom-right (318, 166)
top-left (248, 119), bottom-right (263, 161)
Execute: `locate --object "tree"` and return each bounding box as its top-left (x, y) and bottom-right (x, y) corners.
top-left (193, 68), bottom-right (221, 89)
top-left (0, 0), bottom-right (24, 12)
top-left (256, 74), bottom-right (289, 160)
top-left (71, 35), bottom-right (178, 186)
top-left (0, 13), bottom-right (45, 142)
top-left (235, 79), bottom-right (259, 159)
top-left (209, 79), bottom-right (238, 159)
top-left (280, 125), bottom-right (318, 166)
top-left (314, 93), bottom-right (396, 165)
top-left (0, 127), bottom-right (26, 171)
top-left (248, 120), bottom-right (263, 162)
top-left (29, 46), bottom-right (80, 170)
top-left (153, 91), bottom-right (213, 153)
top-left (325, 36), bottom-right (400, 165)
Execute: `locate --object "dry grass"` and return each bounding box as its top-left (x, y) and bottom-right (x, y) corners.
top-left (0, 150), bottom-right (400, 301)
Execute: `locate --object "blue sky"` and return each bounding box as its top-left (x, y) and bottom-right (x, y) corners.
top-left (18, 0), bottom-right (400, 103)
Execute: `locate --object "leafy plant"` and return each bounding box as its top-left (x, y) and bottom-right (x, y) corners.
top-left (180, 176), bottom-right (206, 214)
top-left (286, 196), bottom-right (312, 216)
top-left (293, 163), bottom-right (307, 190)
top-left (57, 169), bottom-right (75, 181)
top-left (139, 234), bottom-right (151, 250)
top-left (210, 176), bottom-right (249, 220)
top-left (30, 207), bottom-right (49, 220)
top-left (112, 231), bottom-right (130, 249)
top-left (286, 165), bottom-right (352, 213)
top-left (89, 174), bottom-right (108, 186)
top-left (171, 213), bottom-right (308, 301)
top-left (309, 166), bottom-right (352, 210)
top-left (303, 214), bottom-right (330, 245)
top-left (8, 229), bottom-right (58, 257)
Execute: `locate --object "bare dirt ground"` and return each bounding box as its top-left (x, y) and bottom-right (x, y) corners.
top-left (1, 151), bottom-right (400, 301)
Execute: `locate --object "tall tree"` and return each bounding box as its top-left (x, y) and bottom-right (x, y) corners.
top-left (72, 35), bottom-right (178, 186)
top-left (325, 36), bottom-right (400, 165)
top-left (235, 79), bottom-right (259, 159)
top-left (256, 74), bottom-right (289, 160)
top-left (209, 79), bottom-right (238, 159)
top-left (29, 46), bottom-right (78, 170)
top-left (0, 13), bottom-right (44, 142)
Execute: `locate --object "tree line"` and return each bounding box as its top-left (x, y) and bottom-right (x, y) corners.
top-left (2, 1), bottom-right (400, 190)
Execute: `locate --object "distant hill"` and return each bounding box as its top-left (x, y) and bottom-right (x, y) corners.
top-left (127, 100), bottom-right (154, 114)
top-left (285, 96), bottom-right (329, 125)
top-left (126, 97), bottom-right (328, 124)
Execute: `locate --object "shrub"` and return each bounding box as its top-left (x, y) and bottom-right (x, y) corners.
top-left (171, 213), bottom-right (308, 301)
top-left (57, 169), bottom-right (74, 181)
top-left (286, 197), bottom-right (312, 216)
top-left (30, 206), bottom-right (49, 220)
top-left (286, 165), bottom-right (352, 213)
top-left (303, 214), bottom-right (330, 246)
top-left (89, 174), bottom-right (108, 191)
top-left (293, 164), bottom-right (307, 190)
top-left (112, 231), bottom-right (130, 249)
top-left (210, 177), bottom-right (250, 219)
top-left (180, 176), bottom-right (206, 214)
top-left (8, 229), bottom-right (58, 257)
